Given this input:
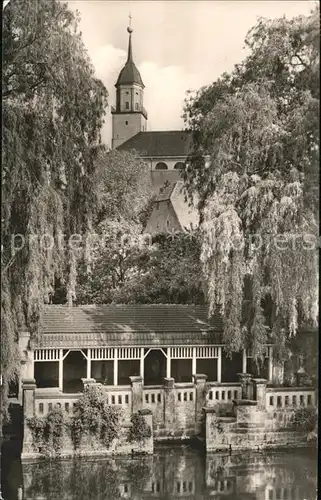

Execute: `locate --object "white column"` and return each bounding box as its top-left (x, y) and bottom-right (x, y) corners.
top-left (192, 347), bottom-right (196, 377)
top-left (268, 347), bottom-right (273, 382)
top-left (59, 348), bottom-right (63, 391)
top-left (114, 348), bottom-right (118, 386)
top-left (87, 348), bottom-right (91, 379)
top-left (242, 349), bottom-right (247, 374)
top-left (29, 350), bottom-right (35, 380)
top-left (217, 347), bottom-right (222, 383)
top-left (140, 348), bottom-right (144, 383)
top-left (166, 348), bottom-right (171, 378)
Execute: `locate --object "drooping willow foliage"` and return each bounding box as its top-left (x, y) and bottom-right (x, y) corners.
top-left (183, 9), bottom-right (319, 359)
top-left (2, 0), bottom-right (108, 408)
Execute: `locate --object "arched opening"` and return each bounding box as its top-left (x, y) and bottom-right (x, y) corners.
top-left (155, 162), bottom-right (168, 170)
top-left (174, 162), bottom-right (185, 170)
top-left (63, 350), bottom-right (87, 393)
top-left (144, 349), bottom-right (166, 386)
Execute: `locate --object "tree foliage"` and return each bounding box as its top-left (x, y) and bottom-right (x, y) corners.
top-left (182, 8), bottom-right (319, 358)
top-left (75, 230), bottom-right (204, 305)
top-left (93, 149), bottom-right (152, 225)
top-left (2, 0), bottom-right (108, 407)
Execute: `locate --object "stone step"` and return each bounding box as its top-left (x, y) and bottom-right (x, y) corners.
top-left (237, 422), bottom-right (266, 429)
top-left (217, 417), bottom-right (236, 424)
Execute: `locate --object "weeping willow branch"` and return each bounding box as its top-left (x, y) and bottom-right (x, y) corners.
top-left (1, 0), bottom-right (108, 414)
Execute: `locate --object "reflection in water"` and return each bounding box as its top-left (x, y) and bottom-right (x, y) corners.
top-left (2, 445), bottom-right (317, 500)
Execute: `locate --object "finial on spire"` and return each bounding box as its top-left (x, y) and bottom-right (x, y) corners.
top-left (127, 12), bottom-right (133, 33)
top-left (126, 14), bottom-right (133, 62)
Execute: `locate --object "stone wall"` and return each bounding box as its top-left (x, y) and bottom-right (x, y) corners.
top-left (203, 374), bottom-right (317, 452)
top-left (21, 372), bottom-right (317, 459)
top-left (21, 378), bottom-right (153, 461)
top-left (205, 406), bottom-right (310, 451)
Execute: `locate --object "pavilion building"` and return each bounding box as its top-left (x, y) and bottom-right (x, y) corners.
top-left (21, 304), bottom-right (275, 394)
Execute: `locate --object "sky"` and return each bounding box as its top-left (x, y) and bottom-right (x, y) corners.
top-left (67, 0), bottom-right (315, 147)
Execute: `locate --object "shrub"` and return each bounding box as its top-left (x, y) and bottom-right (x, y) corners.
top-left (28, 386), bottom-right (123, 456)
top-left (27, 416), bottom-right (46, 453)
top-left (291, 406), bottom-right (317, 432)
top-left (45, 407), bottom-right (64, 454)
top-left (28, 407), bottom-right (65, 456)
top-left (127, 412), bottom-right (151, 444)
top-left (71, 385), bottom-right (122, 449)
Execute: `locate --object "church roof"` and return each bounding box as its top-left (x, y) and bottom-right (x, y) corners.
top-left (155, 183), bottom-right (176, 201)
top-left (34, 304), bottom-right (223, 348)
top-left (116, 60), bottom-right (144, 87)
top-left (117, 131), bottom-right (193, 157)
top-left (115, 28), bottom-right (144, 87)
top-left (147, 181), bottom-right (199, 232)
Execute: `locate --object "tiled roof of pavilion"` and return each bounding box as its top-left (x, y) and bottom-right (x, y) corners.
top-left (32, 305), bottom-right (317, 349)
top-left (34, 304), bottom-right (223, 348)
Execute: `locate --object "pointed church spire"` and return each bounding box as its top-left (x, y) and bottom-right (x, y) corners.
top-left (127, 13), bottom-right (133, 62)
top-left (127, 26), bottom-right (133, 62)
top-left (115, 15), bottom-right (144, 88)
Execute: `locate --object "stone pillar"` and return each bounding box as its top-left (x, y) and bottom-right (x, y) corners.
top-left (18, 331), bottom-right (32, 403)
top-left (272, 359), bottom-right (284, 385)
top-left (81, 378), bottom-right (96, 390)
top-left (22, 379), bottom-right (36, 454)
top-left (137, 409), bottom-right (154, 454)
top-left (237, 373), bottom-right (254, 400)
top-left (252, 378), bottom-right (267, 409)
top-left (234, 400), bottom-right (264, 428)
top-left (130, 375), bottom-right (143, 414)
top-left (193, 373), bottom-right (207, 434)
top-left (203, 407), bottom-right (223, 452)
top-left (296, 367), bottom-right (311, 387)
top-left (163, 377), bottom-right (175, 429)
top-left (296, 356), bottom-right (311, 387)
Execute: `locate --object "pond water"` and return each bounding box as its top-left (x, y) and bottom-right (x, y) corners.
top-left (1, 445), bottom-right (317, 500)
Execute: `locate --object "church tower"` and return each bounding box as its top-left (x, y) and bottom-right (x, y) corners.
top-left (112, 22), bottom-right (147, 149)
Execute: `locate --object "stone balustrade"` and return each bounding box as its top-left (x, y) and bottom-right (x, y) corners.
top-left (266, 387), bottom-right (316, 410)
top-left (33, 380), bottom-right (316, 419)
top-left (203, 374), bottom-right (317, 452)
top-left (207, 383), bottom-right (241, 405)
top-left (25, 373), bottom-right (317, 456)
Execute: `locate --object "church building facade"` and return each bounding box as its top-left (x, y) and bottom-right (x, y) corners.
top-left (111, 25), bottom-right (195, 192)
